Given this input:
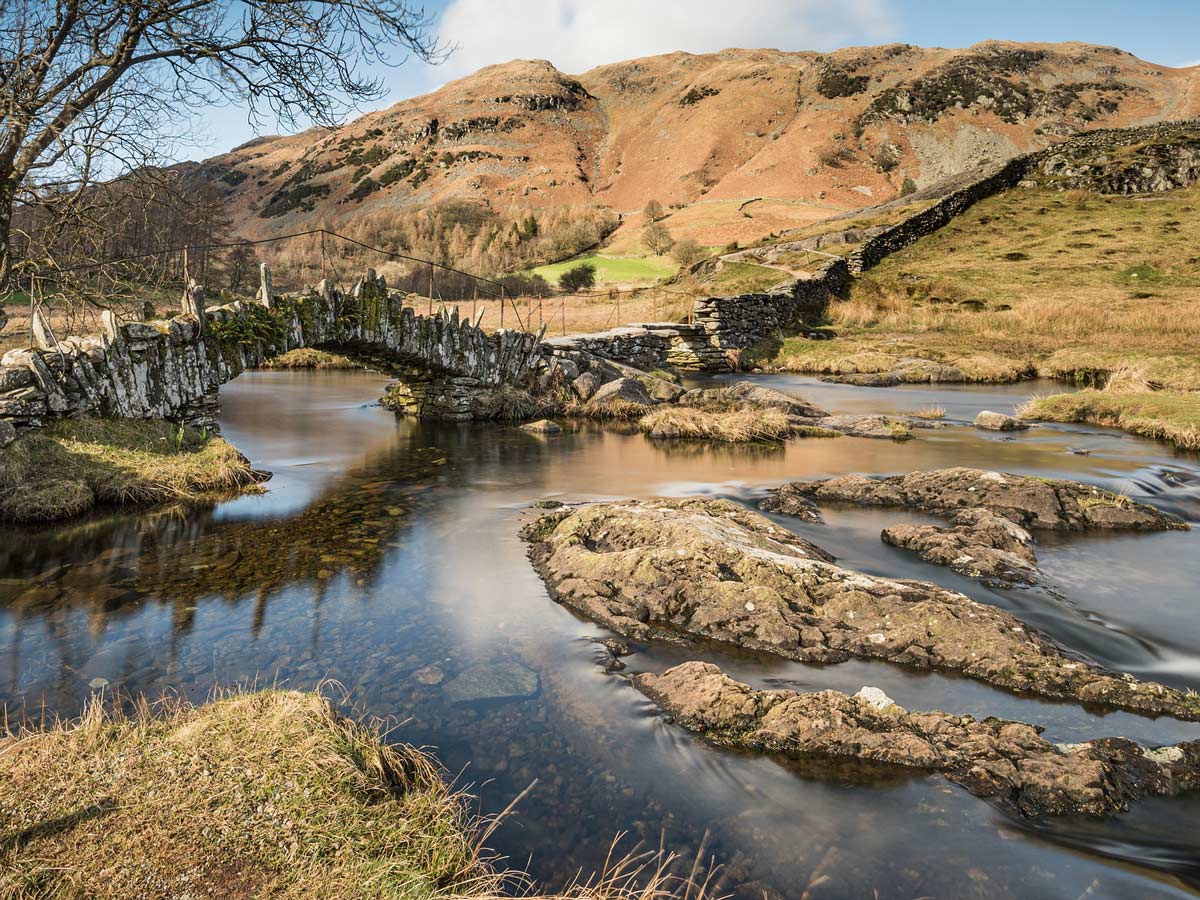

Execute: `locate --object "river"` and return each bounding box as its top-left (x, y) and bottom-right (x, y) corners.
top-left (2, 369), bottom-right (1199, 899)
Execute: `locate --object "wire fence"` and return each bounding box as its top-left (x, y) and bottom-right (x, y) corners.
top-left (2, 227), bottom-right (713, 349)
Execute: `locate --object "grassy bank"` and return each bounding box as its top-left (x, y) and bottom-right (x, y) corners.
top-left (0, 690), bottom-right (492, 899)
top-left (1019, 390), bottom-right (1200, 450)
top-left (528, 253), bottom-right (678, 285)
top-left (1, 689), bottom-right (714, 900)
top-left (0, 418), bottom-right (262, 523)
top-left (746, 186), bottom-right (1200, 388)
top-left (264, 348), bottom-right (365, 370)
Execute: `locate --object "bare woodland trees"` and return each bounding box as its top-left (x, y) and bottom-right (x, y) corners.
top-left (0, 0), bottom-right (442, 296)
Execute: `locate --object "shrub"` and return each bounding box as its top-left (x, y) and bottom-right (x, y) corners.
top-left (670, 238), bottom-right (705, 268)
top-left (558, 262), bottom-right (597, 292)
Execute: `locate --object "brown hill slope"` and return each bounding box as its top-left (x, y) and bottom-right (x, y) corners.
top-left (198, 41), bottom-right (1200, 252)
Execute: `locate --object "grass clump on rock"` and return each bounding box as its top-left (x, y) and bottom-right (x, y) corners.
top-left (264, 348), bottom-right (364, 370)
top-left (0, 417), bottom-right (262, 523)
top-left (640, 406), bottom-right (801, 442)
top-left (0, 689), bottom-right (493, 899)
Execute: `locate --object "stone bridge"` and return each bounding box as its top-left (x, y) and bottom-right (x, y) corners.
top-left (0, 268), bottom-right (544, 437)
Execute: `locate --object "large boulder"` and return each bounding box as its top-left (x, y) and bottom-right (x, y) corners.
top-left (571, 371), bottom-right (601, 401)
top-left (588, 377), bottom-right (653, 409)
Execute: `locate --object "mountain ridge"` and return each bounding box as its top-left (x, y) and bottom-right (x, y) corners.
top-left (194, 40), bottom-right (1200, 251)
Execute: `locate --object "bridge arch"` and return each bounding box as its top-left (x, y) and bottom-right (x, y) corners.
top-left (0, 269), bottom-right (544, 435)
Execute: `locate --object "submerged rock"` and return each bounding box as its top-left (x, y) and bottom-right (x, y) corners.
top-left (521, 498), bottom-right (1200, 720)
top-left (882, 508), bottom-right (1039, 585)
top-left (443, 660), bottom-right (539, 704)
top-left (521, 419), bottom-right (562, 434)
top-left (813, 415), bottom-right (919, 440)
top-left (974, 410), bottom-right (1030, 431)
top-left (635, 662), bottom-right (1200, 818)
top-left (772, 467), bottom-right (1186, 532)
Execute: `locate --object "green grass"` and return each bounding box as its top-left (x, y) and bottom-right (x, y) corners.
top-left (527, 253), bottom-right (678, 286)
top-left (263, 348), bottom-right (365, 370)
top-left (1019, 390), bottom-right (1200, 450)
top-left (706, 261), bottom-right (793, 295)
top-left (0, 417), bottom-right (262, 523)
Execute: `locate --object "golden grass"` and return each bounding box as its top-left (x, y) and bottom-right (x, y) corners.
top-left (747, 186), bottom-right (1200, 389)
top-left (0, 417), bottom-right (261, 523)
top-left (264, 348), bottom-right (365, 370)
top-left (0, 688), bottom-right (497, 900)
top-left (0, 689), bottom-right (721, 900)
top-left (905, 406), bottom-right (946, 420)
top-left (1018, 390), bottom-right (1200, 450)
top-left (639, 406), bottom-right (796, 442)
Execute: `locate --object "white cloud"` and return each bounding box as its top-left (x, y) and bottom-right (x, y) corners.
top-left (433, 0), bottom-right (897, 80)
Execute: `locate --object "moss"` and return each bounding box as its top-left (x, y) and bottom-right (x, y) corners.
top-left (264, 348), bottom-right (364, 370)
top-left (0, 418), bottom-right (262, 523)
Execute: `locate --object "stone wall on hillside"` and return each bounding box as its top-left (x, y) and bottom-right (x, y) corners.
top-left (0, 270), bottom-right (544, 440)
top-left (692, 257), bottom-right (850, 350)
top-left (846, 118), bottom-right (1200, 274)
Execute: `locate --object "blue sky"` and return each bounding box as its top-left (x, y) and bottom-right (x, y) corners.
top-left (200, 0), bottom-right (1199, 157)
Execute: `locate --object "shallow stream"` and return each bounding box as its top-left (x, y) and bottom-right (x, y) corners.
top-left (3, 370), bottom-right (1199, 899)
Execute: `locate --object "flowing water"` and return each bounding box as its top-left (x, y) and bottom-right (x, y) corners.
top-left (3, 370), bottom-right (1200, 899)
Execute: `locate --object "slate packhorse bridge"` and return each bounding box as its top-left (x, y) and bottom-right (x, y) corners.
top-left (0, 267), bottom-right (544, 431)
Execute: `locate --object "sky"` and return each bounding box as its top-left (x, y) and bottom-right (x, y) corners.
top-left (200, 0), bottom-right (1200, 157)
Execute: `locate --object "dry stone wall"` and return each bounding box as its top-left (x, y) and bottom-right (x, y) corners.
top-left (0, 269), bottom-right (543, 440)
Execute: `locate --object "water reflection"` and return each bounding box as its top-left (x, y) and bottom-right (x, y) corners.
top-left (2, 370), bottom-right (1200, 898)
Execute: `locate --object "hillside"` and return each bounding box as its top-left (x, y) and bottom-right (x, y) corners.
top-left (194, 41), bottom-right (1200, 265)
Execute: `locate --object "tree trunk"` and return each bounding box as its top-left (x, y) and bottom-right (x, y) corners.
top-left (0, 185), bottom-right (14, 294)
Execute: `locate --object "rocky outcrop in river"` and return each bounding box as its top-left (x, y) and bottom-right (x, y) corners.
top-left (522, 498), bottom-right (1200, 720)
top-left (634, 662), bottom-right (1200, 818)
top-left (762, 467), bottom-right (1187, 586)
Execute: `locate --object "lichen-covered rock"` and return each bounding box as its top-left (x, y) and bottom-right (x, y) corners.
top-left (758, 483), bottom-right (823, 522)
top-left (521, 419), bottom-right (562, 433)
top-left (882, 508), bottom-right (1038, 585)
top-left (634, 662), bottom-right (1200, 817)
top-left (974, 410), bottom-right (1030, 431)
top-left (0, 419), bottom-right (15, 449)
top-left (588, 377), bottom-right (653, 409)
top-left (813, 414), bottom-right (916, 439)
top-left (774, 467), bottom-right (1185, 532)
top-left (571, 371), bottom-right (601, 401)
top-left (822, 358), bottom-right (967, 386)
top-left (522, 498), bottom-right (1200, 720)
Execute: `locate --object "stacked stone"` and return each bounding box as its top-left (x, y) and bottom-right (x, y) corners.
top-left (0, 271), bottom-right (546, 439)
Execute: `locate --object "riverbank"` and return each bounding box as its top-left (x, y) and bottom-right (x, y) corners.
top-left (0, 689), bottom-right (494, 898)
top-left (1019, 390), bottom-right (1200, 451)
top-left (0, 417), bottom-right (265, 523)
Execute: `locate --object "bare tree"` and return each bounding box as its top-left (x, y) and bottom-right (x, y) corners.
top-left (642, 198), bottom-right (665, 222)
top-left (0, 0), bottom-right (443, 290)
top-left (641, 221), bottom-right (674, 256)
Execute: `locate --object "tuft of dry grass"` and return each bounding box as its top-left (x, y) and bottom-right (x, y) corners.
top-left (565, 398), bottom-right (652, 421)
top-left (264, 348), bottom-right (365, 370)
top-left (905, 406), bottom-right (946, 420)
top-left (0, 688), bottom-right (722, 900)
top-left (0, 417), bottom-right (262, 523)
top-left (0, 688), bottom-right (498, 900)
top-left (640, 406), bottom-right (794, 442)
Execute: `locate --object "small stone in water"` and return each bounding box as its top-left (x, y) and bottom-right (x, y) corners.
top-left (413, 665), bottom-right (445, 685)
top-left (88, 677), bottom-right (110, 689)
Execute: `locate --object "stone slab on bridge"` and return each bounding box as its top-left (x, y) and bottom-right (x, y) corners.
top-left (0, 270), bottom-right (543, 435)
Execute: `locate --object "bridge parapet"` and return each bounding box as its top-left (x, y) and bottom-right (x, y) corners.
top-left (0, 270), bottom-right (543, 436)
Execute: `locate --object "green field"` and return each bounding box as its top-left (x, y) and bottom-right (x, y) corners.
top-left (527, 253), bottom-right (678, 286)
